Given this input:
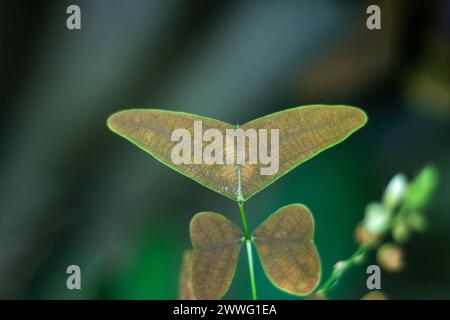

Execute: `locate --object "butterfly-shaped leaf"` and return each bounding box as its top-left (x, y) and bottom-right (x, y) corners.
top-left (252, 204), bottom-right (320, 295)
top-left (190, 212), bottom-right (243, 300)
top-left (178, 250), bottom-right (196, 300)
top-left (107, 105), bottom-right (366, 201)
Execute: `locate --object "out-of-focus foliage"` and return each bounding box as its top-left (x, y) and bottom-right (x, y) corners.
top-left (178, 250), bottom-right (195, 300)
top-left (361, 291), bottom-right (388, 300)
top-left (360, 166), bottom-right (438, 246)
top-left (317, 166), bottom-right (439, 298)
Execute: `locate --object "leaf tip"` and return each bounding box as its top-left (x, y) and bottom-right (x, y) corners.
top-left (106, 110), bottom-right (126, 133)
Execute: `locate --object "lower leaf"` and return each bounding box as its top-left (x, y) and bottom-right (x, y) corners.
top-left (252, 204), bottom-right (321, 296)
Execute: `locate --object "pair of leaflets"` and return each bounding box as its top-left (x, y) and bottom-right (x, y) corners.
top-left (181, 204), bottom-right (319, 299)
top-left (107, 105), bottom-right (367, 202)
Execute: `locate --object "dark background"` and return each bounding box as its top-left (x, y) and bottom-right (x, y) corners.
top-left (0, 0), bottom-right (449, 299)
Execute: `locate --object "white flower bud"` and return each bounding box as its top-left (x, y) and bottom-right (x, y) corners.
top-left (383, 174), bottom-right (408, 209)
top-left (364, 202), bottom-right (390, 234)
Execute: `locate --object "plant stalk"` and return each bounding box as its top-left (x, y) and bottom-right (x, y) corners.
top-left (246, 240), bottom-right (257, 300)
top-left (238, 201), bottom-right (250, 239)
top-left (316, 245), bottom-right (368, 296)
top-left (316, 196), bottom-right (409, 297)
top-left (238, 201), bottom-right (257, 300)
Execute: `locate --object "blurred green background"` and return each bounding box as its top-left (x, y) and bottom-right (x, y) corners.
top-left (0, 0), bottom-right (449, 299)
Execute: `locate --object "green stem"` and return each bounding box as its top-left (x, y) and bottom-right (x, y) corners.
top-left (238, 201), bottom-right (250, 239)
top-left (316, 245), bottom-right (368, 296)
top-left (316, 198), bottom-right (405, 297)
top-left (246, 240), bottom-right (257, 300)
top-left (238, 201), bottom-right (257, 300)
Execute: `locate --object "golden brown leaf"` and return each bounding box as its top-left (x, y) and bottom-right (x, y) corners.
top-left (240, 105), bottom-right (367, 199)
top-left (108, 110), bottom-right (237, 199)
top-left (190, 212), bottom-right (243, 299)
top-left (253, 204), bottom-right (320, 295)
top-left (108, 106), bottom-right (366, 201)
top-left (178, 250), bottom-right (196, 300)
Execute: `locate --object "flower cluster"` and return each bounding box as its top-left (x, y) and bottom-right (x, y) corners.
top-left (356, 166), bottom-right (438, 273)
